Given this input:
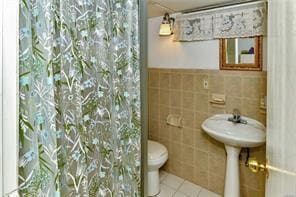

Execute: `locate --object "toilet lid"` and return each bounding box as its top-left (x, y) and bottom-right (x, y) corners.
top-left (148, 140), bottom-right (167, 160)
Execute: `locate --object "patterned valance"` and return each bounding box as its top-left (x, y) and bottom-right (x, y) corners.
top-left (174, 2), bottom-right (267, 41)
top-left (174, 13), bottom-right (214, 41)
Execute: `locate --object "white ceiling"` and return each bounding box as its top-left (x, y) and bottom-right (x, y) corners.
top-left (148, 0), bottom-right (249, 18)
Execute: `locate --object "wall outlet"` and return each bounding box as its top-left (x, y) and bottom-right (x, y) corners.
top-left (203, 79), bottom-right (209, 89)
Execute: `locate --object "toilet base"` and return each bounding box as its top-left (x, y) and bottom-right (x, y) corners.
top-left (148, 170), bottom-right (160, 196)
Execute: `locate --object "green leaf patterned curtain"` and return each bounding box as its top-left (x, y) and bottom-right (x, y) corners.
top-left (19, 0), bottom-right (141, 196)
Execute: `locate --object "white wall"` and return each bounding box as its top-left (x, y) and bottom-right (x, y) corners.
top-left (1, 0), bottom-right (19, 196)
top-left (148, 16), bottom-right (219, 69)
top-left (148, 16), bottom-right (267, 70)
top-left (0, 1), bottom-right (3, 195)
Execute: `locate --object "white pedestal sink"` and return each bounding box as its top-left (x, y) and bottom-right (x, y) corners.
top-left (202, 114), bottom-right (266, 197)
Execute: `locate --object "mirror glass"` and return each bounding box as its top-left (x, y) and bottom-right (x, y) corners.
top-left (225, 38), bottom-right (255, 64)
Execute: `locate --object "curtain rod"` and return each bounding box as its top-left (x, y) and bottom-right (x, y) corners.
top-left (182, 0), bottom-right (266, 14)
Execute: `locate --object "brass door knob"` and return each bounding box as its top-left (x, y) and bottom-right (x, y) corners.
top-left (247, 158), bottom-right (267, 173)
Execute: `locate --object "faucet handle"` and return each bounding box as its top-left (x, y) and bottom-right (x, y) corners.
top-left (233, 108), bottom-right (240, 114)
top-left (228, 108), bottom-right (247, 124)
top-left (233, 108), bottom-right (241, 120)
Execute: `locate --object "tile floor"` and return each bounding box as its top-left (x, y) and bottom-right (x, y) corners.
top-left (156, 171), bottom-right (221, 197)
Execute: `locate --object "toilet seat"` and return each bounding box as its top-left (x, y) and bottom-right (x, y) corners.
top-left (148, 140), bottom-right (168, 166)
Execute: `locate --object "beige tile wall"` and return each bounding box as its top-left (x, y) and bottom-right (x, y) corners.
top-left (148, 68), bottom-right (267, 197)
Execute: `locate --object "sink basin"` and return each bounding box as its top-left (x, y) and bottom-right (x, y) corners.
top-left (202, 114), bottom-right (266, 197)
top-left (201, 114), bottom-right (266, 147)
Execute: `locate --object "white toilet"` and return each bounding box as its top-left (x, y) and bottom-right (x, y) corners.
top-left (148, 140), bottom-right (168, 196)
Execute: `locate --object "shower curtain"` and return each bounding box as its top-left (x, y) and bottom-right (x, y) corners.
top-left (19, 0), bottom-right (141, 196)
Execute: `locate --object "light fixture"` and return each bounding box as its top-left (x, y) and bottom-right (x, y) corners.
top-left (159, 13), bottom-right (175, 36)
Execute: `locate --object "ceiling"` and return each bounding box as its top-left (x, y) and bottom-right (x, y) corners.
top-left (148, 0), bottom-right (250, 18)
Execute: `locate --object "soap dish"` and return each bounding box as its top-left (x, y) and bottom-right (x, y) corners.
top-left (210, 94), bottom-right (226, 105)
top-left (166, 114), bottom-right (183, 128)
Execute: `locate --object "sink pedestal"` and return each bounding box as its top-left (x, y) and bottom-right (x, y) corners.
top-left (202, 114), bottom-right (266, 197)
top-left (224, 145), bottom-right (241, 197)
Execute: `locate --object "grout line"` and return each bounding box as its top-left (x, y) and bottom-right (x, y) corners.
top-left (160, 171), bottom-right (169, 183)
top-left (161, 173), bottom-right (185, 196)
top-left (175, 179), bottom-right (185, 192)
top-left (196, 187), bottom-right (203, 197)
top-left (162, 171), bottom-right (221, 197)
top-left (161, 181), bottom-right (183, 191)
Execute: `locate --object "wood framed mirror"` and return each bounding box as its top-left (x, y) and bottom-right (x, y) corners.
top-left (220, 36), bottom-right (262, 71)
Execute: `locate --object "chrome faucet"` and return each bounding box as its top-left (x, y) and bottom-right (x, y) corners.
top-left (228, 109), bottom-right (247, 124)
